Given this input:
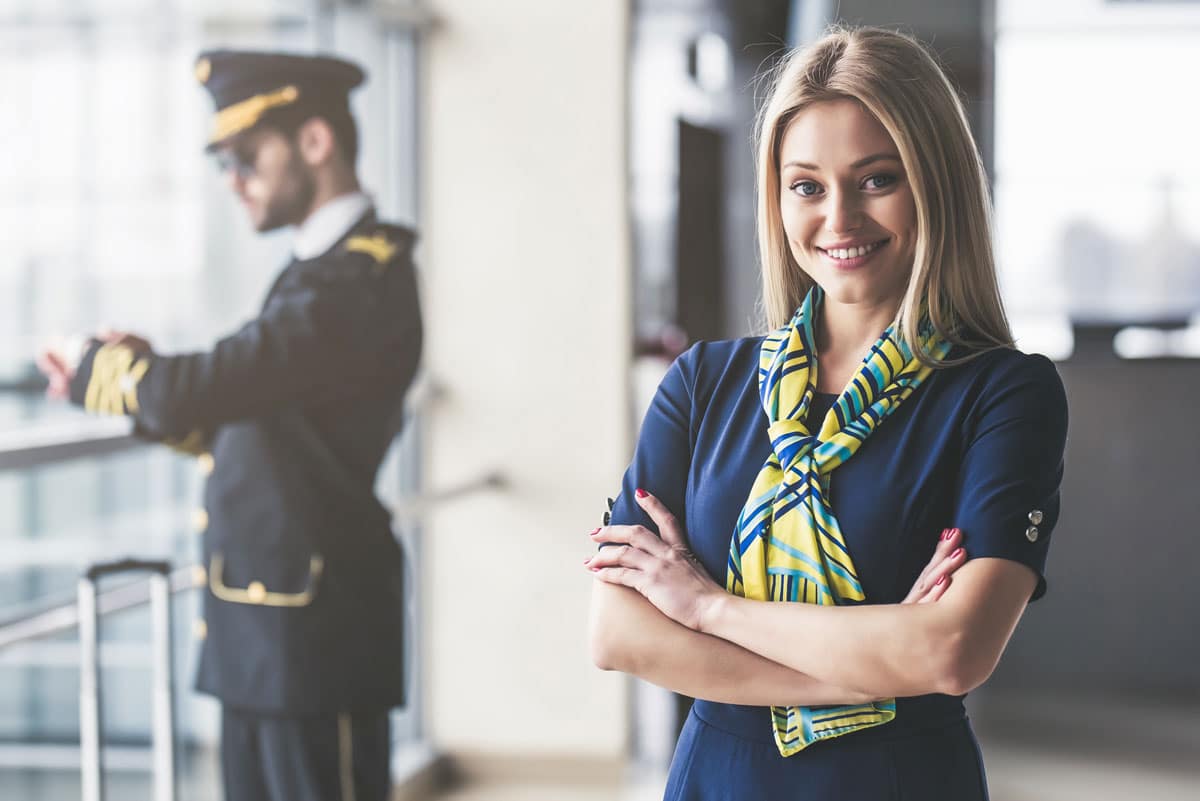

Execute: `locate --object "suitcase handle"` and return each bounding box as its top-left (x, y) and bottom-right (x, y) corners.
top-left (85, 559), bottom-right (172, 581)
top-left (79, 560), bottom-right (177, 801)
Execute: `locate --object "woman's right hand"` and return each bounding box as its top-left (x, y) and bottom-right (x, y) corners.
top-left (901, 528), bottom-right (967, 605)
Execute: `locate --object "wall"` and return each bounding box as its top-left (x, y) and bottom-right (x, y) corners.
top-left (988, 351), bottom-right (1200, 697)
top-left (421, 0), bottom-right (632, 759)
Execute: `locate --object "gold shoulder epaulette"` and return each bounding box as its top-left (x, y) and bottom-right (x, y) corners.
top-left (345, 232), bottom-right (398, 265)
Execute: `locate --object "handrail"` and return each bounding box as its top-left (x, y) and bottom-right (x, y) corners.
top-left (391, 470), bottom-right (505, 519)
top-left (0, 470), bottom-right (501, 652)
top-left (0, 417), bottom-right (138, 473)
top-left (0, 375), bottom-right (442, 474)
top-left (0, 566), bottom-right (198, 652)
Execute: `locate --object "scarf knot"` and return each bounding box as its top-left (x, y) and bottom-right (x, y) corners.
top-left (767, 419), bottom-right (819, 476)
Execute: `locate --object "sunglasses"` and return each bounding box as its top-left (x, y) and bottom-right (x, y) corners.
top-left (213, 146), bottom-right (259, 179)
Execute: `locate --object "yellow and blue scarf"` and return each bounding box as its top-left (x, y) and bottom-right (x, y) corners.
top-left (726, 287), bottom-right (951, 756)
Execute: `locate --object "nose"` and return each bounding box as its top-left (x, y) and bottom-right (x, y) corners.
top-left (224, 169), bottom-right (246, 195)
top-left (824, 187), bottom-right (863, 235)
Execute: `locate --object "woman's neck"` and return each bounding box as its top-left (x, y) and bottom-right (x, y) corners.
top-left (814, 297), bottom-right (901, 393)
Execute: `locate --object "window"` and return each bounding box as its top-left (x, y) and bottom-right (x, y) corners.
top-left (0, 0), bottom-right (426, 774)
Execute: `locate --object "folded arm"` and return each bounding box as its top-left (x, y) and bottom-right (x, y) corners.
top-left (590, 512), bottom-right (973, 701)
top-left (590, 580), bottom-right (878, 707)
top-left (595, 352), bottom-right (1066, 701)
top-left (697, 557), bottom-right (1036, 698)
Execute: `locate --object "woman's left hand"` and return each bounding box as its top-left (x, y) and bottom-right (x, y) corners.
top-left (585, 489), bottom-right (723, 631)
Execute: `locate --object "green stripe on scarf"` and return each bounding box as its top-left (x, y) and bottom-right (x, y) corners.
top-left (726, 287), bottom-right (951, 756)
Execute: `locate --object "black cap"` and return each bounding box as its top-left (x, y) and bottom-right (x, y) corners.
top-left (194, 49), bottom-right (365, 150)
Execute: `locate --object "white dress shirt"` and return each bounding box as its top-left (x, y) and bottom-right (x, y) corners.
top-left (292, 191), bottom-right (373, 260)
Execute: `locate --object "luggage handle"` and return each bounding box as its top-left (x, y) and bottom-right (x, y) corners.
top-left (79, 559), bottom-right (176, 801)
top-left (85, 558), bottom-right (172, 581)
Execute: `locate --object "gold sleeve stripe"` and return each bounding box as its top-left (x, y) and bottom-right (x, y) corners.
top-left (84, 344), bottom-right (151, 417)
top-left (209, 85), bottom-right (300, 144)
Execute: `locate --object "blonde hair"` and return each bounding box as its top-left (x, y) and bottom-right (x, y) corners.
top-left (755, 26), bottom-right (1013, 364)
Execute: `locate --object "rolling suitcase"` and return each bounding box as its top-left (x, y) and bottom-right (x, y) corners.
top-left (78, 559), bottom-right (177, 801)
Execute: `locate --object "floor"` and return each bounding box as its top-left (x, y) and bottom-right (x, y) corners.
top-left (432, 740), bottom-right (1200, 801)
top-left (2, 717), bottom-right (1197, 801)
top-left (432, 716), bottom-right (1200, 801)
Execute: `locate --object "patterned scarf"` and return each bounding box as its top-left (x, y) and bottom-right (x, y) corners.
top-left (726, 286), bottom-right (951, 756)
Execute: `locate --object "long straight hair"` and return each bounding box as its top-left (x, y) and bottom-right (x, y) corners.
top-left (755, 26), bottom-right (1013, 364)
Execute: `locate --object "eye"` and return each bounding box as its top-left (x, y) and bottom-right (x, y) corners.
top-left (862, 174), bottom-right (897, 191)
top-left (789, 180), bottom-right (822, 197)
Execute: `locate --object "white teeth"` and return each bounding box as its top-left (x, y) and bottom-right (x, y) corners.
top-left (824, 241), bottom-right (883, 260)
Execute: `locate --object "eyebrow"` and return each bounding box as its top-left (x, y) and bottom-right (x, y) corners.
top-left (782, 153), bottom-right (903, 170)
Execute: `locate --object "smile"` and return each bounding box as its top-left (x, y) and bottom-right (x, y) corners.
top-left (817, 239), bottom-right (889, 261)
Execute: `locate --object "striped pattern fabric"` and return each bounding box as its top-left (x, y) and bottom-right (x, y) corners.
top-left (726, 287), bottom-right (951, 756)
top-left (84, 343), bottom-right (150, 416)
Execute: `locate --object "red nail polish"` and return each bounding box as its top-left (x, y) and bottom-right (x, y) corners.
top-left (941, 528), bottom-right (952, 541)
top-left (635, 488), bottom-right (648, 498)
top-left (936, 575), bottom-right (946, 586)
top-left (951, 548), bottom-right (963, 559)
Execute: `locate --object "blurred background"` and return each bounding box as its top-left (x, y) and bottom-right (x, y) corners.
top-left (0, 0), bottom-right (1196, 800)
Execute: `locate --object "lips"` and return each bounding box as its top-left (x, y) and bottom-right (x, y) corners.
top-left (816, 238), bottom-right (889, 260)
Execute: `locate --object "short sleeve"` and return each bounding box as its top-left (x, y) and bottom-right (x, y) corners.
top-left (952, 353), bottom-right (1068, 601)
top-left (604, 347), bottom-right (698, 539)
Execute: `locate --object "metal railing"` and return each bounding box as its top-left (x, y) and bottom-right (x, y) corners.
top-left (0, 471), bottom-right (502, 652)
top-left (0, 373), bottom-right (500, 651)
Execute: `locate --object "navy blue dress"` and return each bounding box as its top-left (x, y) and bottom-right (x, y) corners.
top-left (609, 337), bottom-right (1069, 801)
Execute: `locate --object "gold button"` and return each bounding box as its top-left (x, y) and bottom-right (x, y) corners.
top-left (192, 509), bottom-right (209, 532)
top-left (1025, 525), bottom-right (1040, 543)
top-left (246, 581), bottom-right (267, 604)
top-left (197, 453), bottom-right (215, 476)
top-left (192, 565), bottom-right (208, 587)
top-left (193, 619), bottom-right (207, 640)
top-left (1028, 509), bottom-right (1044, 525)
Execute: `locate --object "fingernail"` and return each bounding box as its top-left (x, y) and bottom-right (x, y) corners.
top-left (951, 548), bottom-right (964, 559)
top-left (589, 567), bottom-right (600, 573)
top-left (936, 575), bottom-right (946, 586)
top-left (589, 527), bottom-right (600, 536)
top-left (941, 528), bottom-right (952, 540)
top-left (635, 488), bottom-right (648, 498)
top-left (583, 557), bottom-right (591, 565)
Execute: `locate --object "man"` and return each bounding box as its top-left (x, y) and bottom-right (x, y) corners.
top-left (38, 50), bottom-right (421, 801)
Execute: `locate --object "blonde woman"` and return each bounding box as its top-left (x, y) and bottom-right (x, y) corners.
top-left (586, 27), bottom-right (1067, 799)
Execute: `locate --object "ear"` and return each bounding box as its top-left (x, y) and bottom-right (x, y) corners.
top-left (296, 117), bottom-right (337, 168)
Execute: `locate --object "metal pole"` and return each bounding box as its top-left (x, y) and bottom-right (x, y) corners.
top-left (148, 573), bottom-right (176, 801)
top-left (77, 576), bottom-right (104, 801)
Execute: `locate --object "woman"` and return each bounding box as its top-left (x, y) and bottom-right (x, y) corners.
top-left (585, 27), bottom-right (1068, 800)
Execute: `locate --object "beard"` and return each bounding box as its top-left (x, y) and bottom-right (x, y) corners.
top-left (253, 150), bottom-right (317, 233)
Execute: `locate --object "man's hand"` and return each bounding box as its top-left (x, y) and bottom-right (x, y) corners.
top-left (36, 349), bottom-right (74, 400)
top-left (35, 336), bottom-right (90, 401)
top-left (36, 330), bottom-right (154, 401)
